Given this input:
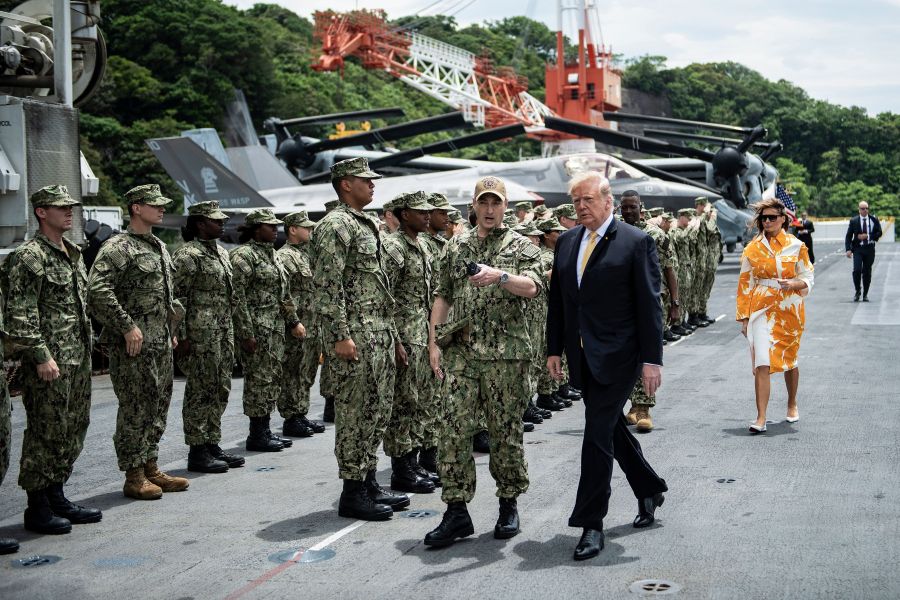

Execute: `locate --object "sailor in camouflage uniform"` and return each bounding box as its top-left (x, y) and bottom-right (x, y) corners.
top-left (620, 191), bottom-right (679, 432)
top-left (3, 185), bottom-right (100, 534)
top-left (424, 176), bottom-right (544, 548)
top-left (277, 211), bottom-right (325, 438)
top-left (0, 286), bottom-right (16, 554)
top-left (693, 196), bottom-right (721, 326)
top-left (312, 157), bottom-right (410, 521)
top-left (382, 192), bottom-right (439, 494)
top-left (88, 184), bottom-right (189, 501)
top-left (173, 201), bottom-right (245, 474)
top-left (318, 199), bottom-right (342, 423)
top-left (673, 208), bottom-right (700, 334)
top-left (231, 209), bottom-right (305, 452)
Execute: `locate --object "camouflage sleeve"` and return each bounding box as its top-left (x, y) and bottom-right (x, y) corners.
top-left (88, 242), bottom-right (136, 337)
top-left (658, 234), bottom-right (676, 270)
top-left (433, 240), bottom-right (455, 302)
top-left (171, 247), bottom-right (197, 340)
top-left (382, 235), bottom-right (405, 291)
top-left (311, 220), bottom-right (351, 343)
top-left (4, 250), bottom-right (52, 363)
top-left (230, 251), bottom-right (255, 341)
top-left (515, 239), bottom-right (545, 292)
top-left (277, 259), bottom-right (299, 327)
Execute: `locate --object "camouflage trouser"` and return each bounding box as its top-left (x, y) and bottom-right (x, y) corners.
top-left (238, 329), bottom-right (285, 418)
top-left (677, 267), bottom-right (694, 316)
top-left (629, 375), bottom-right (655, 408)
top-left (278, 330), bottom-right (320, 420)
top-left (18, 355), bottom-right (91, 491)
top-left (1, 374), bottom-right (11, 484)
top-left (178, 330), bottom-right (233, 445)
top-left (700, 258), bottom-right (717, 313)
top-left (384, 344), bottom-right (430, 457)
top-left (327, 329), bottom-right (395, 481)
top-left (420, 369), bottom-right (445, 449)
top-left (439, 352), bottom-right (530, 503)
top-left (318, 329), bottom-right (336, 401)
top-left (110, 343), bottom-right (174, 471)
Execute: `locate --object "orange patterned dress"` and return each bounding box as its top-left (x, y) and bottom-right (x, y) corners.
top-left (735, 230), bottom-right (814, 373)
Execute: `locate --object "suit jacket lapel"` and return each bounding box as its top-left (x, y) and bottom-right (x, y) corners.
top-left (567, 224), bottom-right (585, 286)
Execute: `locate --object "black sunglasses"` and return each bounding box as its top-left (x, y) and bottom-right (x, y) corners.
top-left (760, 214), bottom-right (782, 222)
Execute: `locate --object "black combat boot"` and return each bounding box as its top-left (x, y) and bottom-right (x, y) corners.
top-left (494, 497), bottom-right (520, 539)
top-left (472, 430), bottom-right (491, 453)
top-left (552, 391), bottom-right (573, 408)
top-left (663, 328), bottom-right (681, 342)
top-left (207, 443), bottom-right (246, 468)
top-left (246, 416), bottom-right (284, 452)
top-left (417, 447), bottom-right (441, 487)
top-left (671, 323), bottom-right (691, 336)
top-left (557, 383), bottom-right (582, 401)
top-left (523, 421), bottom-right (535, 432)
top-left (699, 313), bottom-right (715, 325)
top-left (187, 445), bottom-right (229, 473)
top-left (298, 416), bottom-right (326, 434)
top-left (407, 450), bottom-right (440, 487)
top-left (282, 417), bottom-right (314, 438)
top-left (390, 455), bottom-right (435, 493)
top-left (323, 397), bottom-right (335, 423)
top-left (45, 483), bottom-right (102, 524)
top-left (265, 415), bottom-right (292, 447)
top-left (682, 317), bottom-right (696, 332)
top-left (364, 470), bottom-right (410, 510)
top-left (424, 501), bottom-right (474, 547)
top-left (536, 406), bottom-right (553, 419)
top-left (24, 490), bottom-right (72, 534)
top-left (0, 537), bottom-right (18, 555)
top-left (523, 402), bottom-right (544, 424)
top-left (338, 479), bottom-right (393, 521)
top-left (536, 393), bottom-right (564, 411)
top-left (689, 313), bottom-right (709, 328)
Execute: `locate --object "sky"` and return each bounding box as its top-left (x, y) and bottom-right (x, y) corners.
top-left (225, 0), bottom-right (900, 115)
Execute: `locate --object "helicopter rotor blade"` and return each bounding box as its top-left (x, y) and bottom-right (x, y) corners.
top-left (617, 156), bottom-right (723, 196)
top-left (643, 128), bottom-right (771, 150)
top-left (274, 107), bottom-right (407, 128)
top-left (759, 140), bottom-right (784, 162)
top-left (736, 125), bottom-right (768, 154)
top-left (544, 116), bottom-right (716, 162)
top-left (306, 112), bottom-right (470, 153)
top-left (602, 111), bottom-right (753, 136)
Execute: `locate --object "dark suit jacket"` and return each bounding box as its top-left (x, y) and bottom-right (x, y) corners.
top-left (845, 215), bottom-right (882, 251)
top-left (546, 219), bottom-right (663, 389)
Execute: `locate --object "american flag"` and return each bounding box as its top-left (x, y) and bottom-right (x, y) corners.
top-left (775, 184), bottom-right (797, 220)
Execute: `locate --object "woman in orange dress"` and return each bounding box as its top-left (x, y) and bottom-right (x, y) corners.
top-left (736, 198), bottom-right (814, 433)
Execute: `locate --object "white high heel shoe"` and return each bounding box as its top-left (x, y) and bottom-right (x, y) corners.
top-left (748, 423), bottom-right (767, 434)
top-left (785, 412), bottom-right (799, 423)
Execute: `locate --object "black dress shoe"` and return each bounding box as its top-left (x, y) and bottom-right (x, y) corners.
top-left (863, 295), bottom-right (869, 302)
top-left (0, 537), bottom-right (18, 555)
top-left (494, 498), bottom-right (520, 539)
top-left (573, 528), bottom-right (604, 561)
top-left (854, 292), bottom-right (861, 302)
top-left (207, 443), bottom-right (245, 468)
top-left (424, 501), bottom-right (474, 547)
top-left (633, 492), bottom-right (665, 528)
top-left (45, 483), bottom-right (103, 524)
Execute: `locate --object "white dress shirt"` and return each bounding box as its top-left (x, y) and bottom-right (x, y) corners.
top-left (860, 215), bottom-right (871, 245)
top-left (576, 213), bottom-right (614, 288)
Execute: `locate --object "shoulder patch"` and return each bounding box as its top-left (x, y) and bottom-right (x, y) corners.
top-left (383, 240), bottom-right (405, 267)
top-left (11, 242), bottom-right (45, 275)
top-left (519, 242), bottom-right (541, 260)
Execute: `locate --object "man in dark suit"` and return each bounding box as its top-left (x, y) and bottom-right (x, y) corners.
top-left (845, 201), bottom-right (882, 302)
top-left (546, 171), bottom-right (668, 561)
top-left (792, 212), bottom-right (815, 264)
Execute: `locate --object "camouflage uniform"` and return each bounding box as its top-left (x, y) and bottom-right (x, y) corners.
top-left (230, 211), bottom-right (298, 418)
top-left (628, 218), bottom-right (675, 409)
top-left (382, 193), bottom-right (437, 458)
top-left (312, 161), bottom-right (398, 482)
top-left (277, 211), bottom-right (319, 421)
top-left (88, 185), bottom-right (181, 471)
top-left (172, 201), bottom-right (234, 446)
top-left (434, 187), bottom-right (544, 503)
top-left (317, 200), bottom-right (342, 404)
top-left (696, 202), bottom-right (722, 317)
top-left (673, 209), bottom-right (700, 317)
top-left (534, 219), bottom-right (567, 397)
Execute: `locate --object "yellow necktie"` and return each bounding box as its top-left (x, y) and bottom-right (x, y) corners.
top-left (580, 231), bottom-right (598, 277)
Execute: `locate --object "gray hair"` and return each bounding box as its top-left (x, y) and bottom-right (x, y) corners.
top-left (567, 171), bottom-right (612, 198)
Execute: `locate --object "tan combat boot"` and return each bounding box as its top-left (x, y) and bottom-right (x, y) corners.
top-left (124, 467), bottom-right (163, 500)
top-left (635, 407), bottom-right (654, 432)
top-left (144, 460), bottom-right (190, 492)
top-left (625, 404), bottom-right (640, 426)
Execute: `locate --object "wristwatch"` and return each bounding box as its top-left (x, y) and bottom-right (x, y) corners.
top-left (499, 271), bottom-right (510, 286)
top-left (671, 299), bottom-right (680, 307)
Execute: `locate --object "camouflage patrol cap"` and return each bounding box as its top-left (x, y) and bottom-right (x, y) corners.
top-left (554, 203), bottom-right (577, 219)
top-left (514, 223), bottom-right (542, 237)
top-left (515, 201), bottom-right (533, 211)
top-left (331, 157), bottom-right (382, 181)
top-left (694, 196), bottom-right (709, 206)
top-left (382, 198), bottom-right (397, 213)
top-left (29, 184), bottom-right (80, 208)
top-left (447, 209), bottom-right (463, 223)
top-left (393, 191), bottom-right (437, 211)
top-left (536, 217), bottom-right (567, 233)
top-left (663, 212), bottom-right (675, 221)
top-left (677, 208), bottom-right (694, 218)
top-left (188, 200), bottom-right (228, 220)
top-left (124, 184), bottom-right (173, 206)
top-left (325, 199), bottom-right (341, 212)
top-left (427, 193), bottom-right (451, 210)
top-left (502, 214), bottom-right (518, 227)
top-left (504, 208), bottom-right (514, 216)
top-left (640, 209), bottom-right (650, 219)
top-left (648, 207), bottom-right (664, 218)
top-left (283, 210), bottom-right (316, 228)
top-left (244, 208), bottom-right (282, 226)
top-left (533, 205), bottom-right (549, 217)
top-left (474, 176), bottom-right (507, 202)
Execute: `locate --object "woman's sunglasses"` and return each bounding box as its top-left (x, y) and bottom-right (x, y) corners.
top-left (760, 214), bottom-right (782, 222)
